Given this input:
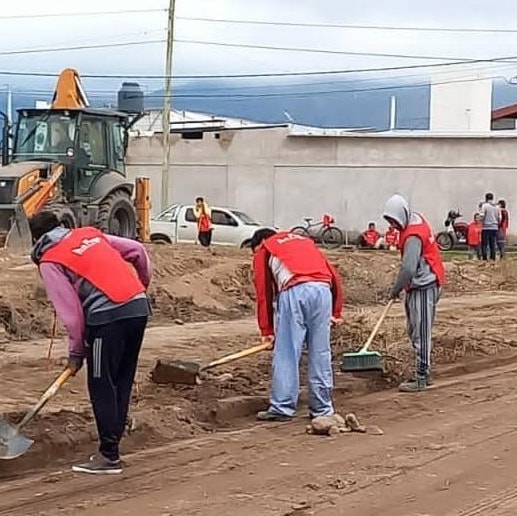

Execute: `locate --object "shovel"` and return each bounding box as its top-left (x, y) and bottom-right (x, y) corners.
top-left (151, 342), bottom-right (271, 385)
top-left (0, 368), bottom-right (73, 460)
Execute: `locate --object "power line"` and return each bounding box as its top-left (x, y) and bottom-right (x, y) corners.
top-left (0, 8), bottom-right (166, 20)
top-left (178, 16), bottom-right (517, 35)
top-left (0, 38), bottom-right (166, 56)
top-left (175, 38), bottom-right (508, 62)
top-left (1, 56), bottom-right (517, 80)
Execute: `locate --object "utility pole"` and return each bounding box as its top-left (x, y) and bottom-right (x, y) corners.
top-left (161, 0), bottom-right (176, 212)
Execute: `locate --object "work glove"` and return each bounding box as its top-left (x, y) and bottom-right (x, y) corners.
top-left (67, 355), bottom-right (84, 376)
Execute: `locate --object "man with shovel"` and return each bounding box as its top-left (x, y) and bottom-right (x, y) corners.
top-left (383, 194), bottom-right (445, 393)
top-left (29, 211), bottom-right (152, 474)
top-left (250, 228), bottom-right (343, 422)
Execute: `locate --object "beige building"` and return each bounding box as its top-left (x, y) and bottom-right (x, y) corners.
top-left (126, 110), bottom-right (517, 234)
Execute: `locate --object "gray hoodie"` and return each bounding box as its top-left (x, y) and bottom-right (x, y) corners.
top-left (383, 194), bottom-right (437, 295)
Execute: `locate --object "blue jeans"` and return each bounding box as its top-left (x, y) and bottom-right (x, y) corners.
top-left (268, 282), bottom-right (334, 418)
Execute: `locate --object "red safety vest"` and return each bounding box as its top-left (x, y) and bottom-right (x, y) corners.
top-left (399, 214), bottom-right (446, 286)
top-left (363, 229), bottom-right (380, 246)
top-left (384, 228), bottom-right (399, 246)
top-left (263, 231), bottom-right (333, 282)
top-left (39, 227), bottom-right (146, 303)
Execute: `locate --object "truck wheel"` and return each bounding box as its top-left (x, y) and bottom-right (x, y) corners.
top-left (97, 190), bottom-right (137, 238)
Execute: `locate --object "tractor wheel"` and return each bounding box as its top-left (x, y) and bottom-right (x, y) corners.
top-left (96, 190), bottom-right (137, 238)
top-left (56, 207), bottom-right (77, 229)
top-left (436, 232), bottom-right (454, 251)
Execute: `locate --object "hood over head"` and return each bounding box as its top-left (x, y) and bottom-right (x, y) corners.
top-left (31, 226), bottom-right (71, 265)
top-left (383, 194), bottom-right (411, 230)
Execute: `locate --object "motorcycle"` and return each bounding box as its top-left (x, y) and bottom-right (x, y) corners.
top-left (436, 210), bottom-right (468, 251)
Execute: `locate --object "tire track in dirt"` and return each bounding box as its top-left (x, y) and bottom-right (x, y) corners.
top-left (4, 361), bottom-right (517, 516)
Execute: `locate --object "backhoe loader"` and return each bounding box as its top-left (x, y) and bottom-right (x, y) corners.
top-left (0, 68), bottom-right (150, 248)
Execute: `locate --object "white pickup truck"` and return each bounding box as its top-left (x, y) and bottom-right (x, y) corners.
top-left (150, 204), bottom-right (275, 248)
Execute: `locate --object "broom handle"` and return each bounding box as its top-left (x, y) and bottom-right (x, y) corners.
top-left (360, 299), bottom-right (394, 353)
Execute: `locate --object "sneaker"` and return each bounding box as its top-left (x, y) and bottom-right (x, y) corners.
top-left (410, 373), bottom-right (433, 386)
top-left (256, 411), bottom-right (293, 422)
top-left (72, 453), bottom-right (123, 475)
top-left (398, 376), bottom-right (428, 393)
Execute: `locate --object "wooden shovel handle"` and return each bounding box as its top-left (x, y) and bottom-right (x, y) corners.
top-left (361, 299), bottom-right (394, 353)
top-left (202, 343), bottom-right (271, 372)
top-left (16, 368), bottom-right (73, 430)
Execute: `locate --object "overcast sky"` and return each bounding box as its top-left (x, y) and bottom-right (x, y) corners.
top-left (2, 0), bottom-right (517, 95)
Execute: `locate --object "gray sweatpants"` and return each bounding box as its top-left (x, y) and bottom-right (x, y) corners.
top-left (404, 285), bottom-right (441, 377)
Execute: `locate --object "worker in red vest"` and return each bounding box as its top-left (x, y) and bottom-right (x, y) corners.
top-left (384, 224), bottom-right (399, 250)
top-left (250, 228), bottom-right (343, 421)
top-left (358, 222), bottom-right (382, 249)
top-left (383, 194), bottom-right (445, 392)
top-left (29, 211), bottom-right (152, 475)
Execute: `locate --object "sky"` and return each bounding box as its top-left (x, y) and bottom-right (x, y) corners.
top-left (2, 0), bottom-right (517, 98)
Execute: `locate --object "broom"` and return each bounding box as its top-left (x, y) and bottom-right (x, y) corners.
top-left (341, 299), bottom-right (394, 372)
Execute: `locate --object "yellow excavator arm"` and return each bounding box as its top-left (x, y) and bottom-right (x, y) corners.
top-left (50, 68), bottom-right (89, 109)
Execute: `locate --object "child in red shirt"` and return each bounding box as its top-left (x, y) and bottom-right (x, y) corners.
top-left (467, 213), bottom-right (482, 260)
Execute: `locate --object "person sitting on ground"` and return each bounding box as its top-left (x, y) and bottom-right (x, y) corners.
top-left (358, 222), bottom-right (382, 249)
top-left (194, 196), bottom-right (214, 254)
top-left (497, 199), bottom-right (509, 260)
top-left (467, 213), bottom-right (482, 260)
top-left (250, 228), bottom-right (343, 422)
top-left (384, 224), bottom-right (400, 251)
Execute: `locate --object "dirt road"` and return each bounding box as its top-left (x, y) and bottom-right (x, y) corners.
top-left (2, 246), bottom-right (517, 515)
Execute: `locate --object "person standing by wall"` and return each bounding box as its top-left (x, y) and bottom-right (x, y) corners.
top-left (467, 213), bottom-right (482, 260)
top-left (480, 192), bottom-right (500, 261)
top-left (194, 196), bottom-right (214, 254)
top-left (497, 199), bottom-right (509, 259)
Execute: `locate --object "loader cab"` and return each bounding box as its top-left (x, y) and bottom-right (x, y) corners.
top-left (12, 108), bottom-right (130, 201)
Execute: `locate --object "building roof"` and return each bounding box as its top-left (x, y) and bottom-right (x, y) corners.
top-left (492, 103), bottom-right (517, 121)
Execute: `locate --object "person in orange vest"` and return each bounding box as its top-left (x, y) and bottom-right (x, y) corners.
top-left (250, 228), bottom-right (343, 421)
top-left (194, 196), bottom-right (214, 253)
top-left (384, 224), bottom-right (400, 251)
top-left (29, 211), bottom-right (152, 475)
top-left (497, 199), bottom-right (509, 259)
top-left (467, 213), bottom-right (482, 260)
top-left (358, 222), bottom-right (382, 249)
top-left (383, 194), bottom-right (445, 392)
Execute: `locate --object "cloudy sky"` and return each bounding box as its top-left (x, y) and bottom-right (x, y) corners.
top-left (2, 0), bottom-right (517, 96)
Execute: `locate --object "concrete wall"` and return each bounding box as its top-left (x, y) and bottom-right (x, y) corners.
top-left (126, 129), bottom-right (517, 234)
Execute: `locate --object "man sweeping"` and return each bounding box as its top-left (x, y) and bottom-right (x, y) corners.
top-left (250, 228), bottom-right (343, 421)
top-left (29, 211), bottom-right (152, 474)
top-left (383, 194), bottom-right (445, 392)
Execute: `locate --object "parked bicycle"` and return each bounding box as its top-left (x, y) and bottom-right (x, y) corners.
top-left (290, 213), bottom-right (344, 249)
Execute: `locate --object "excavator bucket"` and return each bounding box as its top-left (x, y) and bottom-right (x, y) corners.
top-left (0, 206), bottom-right (32, 250)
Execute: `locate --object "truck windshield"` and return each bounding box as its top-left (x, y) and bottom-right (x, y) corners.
top-left (231, 210), bottom-right (260, 226)
top-left (12, 113), bottom-right (77, 162)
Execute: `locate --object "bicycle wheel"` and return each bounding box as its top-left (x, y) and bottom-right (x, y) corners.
top-left (321, 226), bottom-right (343, 249)
top-left (290, 226), bottom-right (310, 238)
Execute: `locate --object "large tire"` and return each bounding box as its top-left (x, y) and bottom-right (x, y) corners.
top-left (290, 226), bottom-right (310, 238)
top-left (436, 231), bottom-right (454, 251)
top-left (96, 190), bottom-right (137, 238)
top-left (43, 200), bottom-right (77, 229)
top-left (321, 226), bottom-right (343, 249)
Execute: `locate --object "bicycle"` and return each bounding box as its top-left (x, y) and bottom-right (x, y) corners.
top-left (290, 213), bottom-right (344, 249)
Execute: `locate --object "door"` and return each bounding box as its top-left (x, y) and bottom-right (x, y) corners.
top-left (211, 209), bottom-right (240, 245)
top-left (176, 207), bottom-right (199, 243)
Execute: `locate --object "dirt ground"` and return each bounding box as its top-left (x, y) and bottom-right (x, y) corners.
top-left (2, 245), bottom-right (517, 515)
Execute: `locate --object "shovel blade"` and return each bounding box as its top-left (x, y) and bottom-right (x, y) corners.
top-left (0, 418), bottom-right (34, 460)
top-left (150, 359), bottom-right (202, 385)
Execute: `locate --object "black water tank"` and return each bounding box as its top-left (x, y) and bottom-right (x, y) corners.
top-left (118, 82), bottom-right (144, 113)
